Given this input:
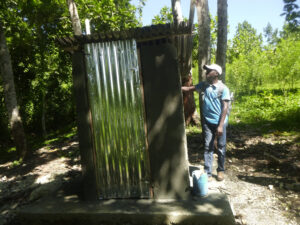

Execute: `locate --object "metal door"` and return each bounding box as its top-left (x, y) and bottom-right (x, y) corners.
top-left (84, 40), bottom-right (150, 199)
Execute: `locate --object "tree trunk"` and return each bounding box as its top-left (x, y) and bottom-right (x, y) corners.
top-left (0, 22), bottom-right (27, 158)
top-left (196, 0), bottom-right (210, 80)
top-left (66, 1), bottom-right (99, 200)
top-left (172, 0), bottom-right (199, 125)
top-left (195, 0), bottom-right (210, 137)
top-left (182, 75), bottom-right (199, 125)
top-left (189, 0), bottom-right (195, 31)
top-left (67, 0), bottom-right (82, 35)
top-left (216, 0), bottom-right (228, 82)
top-left (171, 0), bottom-right (183, 26)
top-left (41, 90), bottom-right (47, 137)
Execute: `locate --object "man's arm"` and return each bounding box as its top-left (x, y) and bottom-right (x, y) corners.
top-left (181, 85), bottom-right (196, 92)
top-left (217, 100), bottom-right (229, 136)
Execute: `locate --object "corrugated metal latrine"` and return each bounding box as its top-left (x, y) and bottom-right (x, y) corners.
top-left (84, 40), bottom-right (150, 199)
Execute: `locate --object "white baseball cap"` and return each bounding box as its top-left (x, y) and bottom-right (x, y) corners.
top-left (203, 64), bottom-right (222, 75)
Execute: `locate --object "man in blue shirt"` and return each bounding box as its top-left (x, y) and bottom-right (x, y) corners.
top-left (182, 64), bottom-right (230, 181)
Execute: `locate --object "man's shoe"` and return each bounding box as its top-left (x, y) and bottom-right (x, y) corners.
top-left (217, 171), bottom-right (224, 181)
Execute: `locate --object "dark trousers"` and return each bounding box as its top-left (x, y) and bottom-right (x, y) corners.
top-left (203, 120), bottom-right (227, 177)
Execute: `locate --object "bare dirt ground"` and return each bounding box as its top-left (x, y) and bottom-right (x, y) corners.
top-left (188, 126), bottom-right (300, 225)
top-left (0, 127), bottom-right (299, 225)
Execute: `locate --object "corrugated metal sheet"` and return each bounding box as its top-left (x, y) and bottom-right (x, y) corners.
top-left (84, 40), bottom-right (150, 199)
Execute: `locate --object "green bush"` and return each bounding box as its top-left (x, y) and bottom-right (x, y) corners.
top-left (230, 88), bottom-right (300, 131)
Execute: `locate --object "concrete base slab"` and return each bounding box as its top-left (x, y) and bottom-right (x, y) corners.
top-left (17, 193), bottom-right (235, 225)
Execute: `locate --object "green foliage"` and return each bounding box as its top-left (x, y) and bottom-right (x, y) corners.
top-left (227, 50), bottom-right (264, 94)
top-left (281, 0), bottom-right (300, 32)
top-left (226, 21), bottom-right (300, 96)
top-left (272, 33), bottom-right (300, 90)
top-left (191, 65), bottom-right (200, 112)
top-left (9, 158), bottom-right (23, 168)
top-left (226, 22), bottom-right (264, 94)
top-left (1, 0), bottom-right (74, 135)
top-left (136, 0), bottom-right (147, 26)
top-left (151, 6), bottom-right (173, 25)
top-left (230, 88), bottom-right (300, 132)
top-left (263, 23), bottom-right (280, 46)
top-left (186, 124), bottom-right (201, 135)
top-left (0, 124), bottom-right (77, 164)
top-left (192, 24), bottom-right (199, 67)
top-left (0, 0), bottom-right (140, 144)
top-left (77, 0), bottom-right (139, 32)
top-left (42, 126), bottom-right (77, 146)
top-left (227, 21), bottom-right (263, 63)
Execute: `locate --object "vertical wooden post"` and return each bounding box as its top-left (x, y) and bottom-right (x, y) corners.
top-left (140, 41), bottom-right (190, 199)
top-left (72, 50), bottom-right (98, 200)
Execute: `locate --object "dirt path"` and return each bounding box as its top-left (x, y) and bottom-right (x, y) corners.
top-left (0, 129), bottom-right (299, 225)
top-left (205, 162), bottom-right (299, 225)
top-left (188, 127), bottom-right (300, 225)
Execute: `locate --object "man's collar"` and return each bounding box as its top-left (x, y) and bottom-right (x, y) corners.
top-left (216, 80), bottom-right (224, 86)
top-left (211, 80), bottom-right (222, 88)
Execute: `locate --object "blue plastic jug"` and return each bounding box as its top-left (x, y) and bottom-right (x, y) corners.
top-left (192, 171), bottom-right (208, 197)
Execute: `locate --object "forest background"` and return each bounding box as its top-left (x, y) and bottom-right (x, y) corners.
top-left (0, 0), bottom-right (299, 161)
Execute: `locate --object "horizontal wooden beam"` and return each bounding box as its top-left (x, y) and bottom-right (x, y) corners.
top-left (57, 23), bottom-right (194, 50)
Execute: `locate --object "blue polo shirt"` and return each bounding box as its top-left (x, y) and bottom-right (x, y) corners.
top-left (195, 81), bottom-right (230, 125)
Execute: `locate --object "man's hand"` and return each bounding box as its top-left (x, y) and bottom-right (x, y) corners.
top-left (217, 125), bottom-right (223, 136)
top-left (217, 100), bottom-right (228, 136)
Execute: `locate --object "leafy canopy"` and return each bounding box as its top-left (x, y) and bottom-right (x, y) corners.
top-left (0, 0), bottom-right (140, 139)
top-left (151, 6), bottom-right (173, 25)
top-left (281, 0), bottom-right (300, 32)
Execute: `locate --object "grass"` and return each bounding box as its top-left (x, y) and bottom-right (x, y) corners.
top-left (186, 125), bottom-right (202, 135)
top-left (229, 88), bottom-right (300, 135)
top-left (256, 80), bottom-right (300, 92)
top-left (0, 125), bottom-right (77, 164)
top-left (29, 125), bottom-right (77, 149)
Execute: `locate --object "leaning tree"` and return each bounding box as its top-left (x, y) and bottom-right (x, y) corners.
top-left (0, 21), bottom-right (27, 158)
